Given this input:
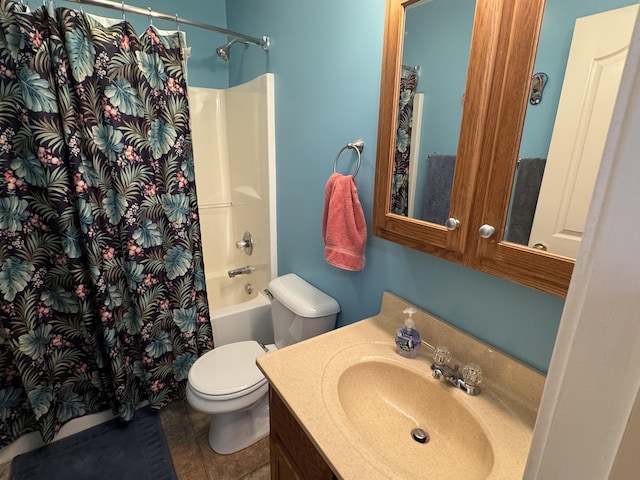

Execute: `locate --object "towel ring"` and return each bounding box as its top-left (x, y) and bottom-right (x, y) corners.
top-left (333, 139), bottom-right (364, 179)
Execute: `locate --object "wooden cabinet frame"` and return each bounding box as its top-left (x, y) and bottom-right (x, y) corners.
top-left (373, 0), bottom-right (573, 297)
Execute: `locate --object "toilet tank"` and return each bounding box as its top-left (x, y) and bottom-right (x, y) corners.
top-left (267, 274), bottom-right (340, 349)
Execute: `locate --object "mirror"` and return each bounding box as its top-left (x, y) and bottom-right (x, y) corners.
top-left (382, 0), bottom-right (638, 264)
top-left (391, 0), bottom-right (476, 224)
top-left (374, 0), bottom-right (511, 266)
top-left (502, 0), bottom-right (638, 258)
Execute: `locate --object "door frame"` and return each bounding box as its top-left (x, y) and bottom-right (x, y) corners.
top-left (525, 7), bottom-right (640, 478)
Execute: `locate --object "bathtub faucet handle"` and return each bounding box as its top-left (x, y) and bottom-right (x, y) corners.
top-left (235, 231), bottom-right (254, 256)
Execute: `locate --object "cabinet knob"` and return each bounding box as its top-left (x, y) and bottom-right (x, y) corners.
top-left (445, 218), bottom-right (460, 231)
top-left (478, 224), bottom-right (495, 239)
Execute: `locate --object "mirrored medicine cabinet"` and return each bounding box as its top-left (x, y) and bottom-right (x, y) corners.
top-left (373, 0), bottom-right (637, 297)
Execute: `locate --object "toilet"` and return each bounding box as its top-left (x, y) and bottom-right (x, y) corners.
top-left (186, 273), bottom-right (340, 454)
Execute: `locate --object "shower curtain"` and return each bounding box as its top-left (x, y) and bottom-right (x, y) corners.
top-left (0, 0), bottom-right (212, 447)
top-left (390, 65), bottom-right (420, 216)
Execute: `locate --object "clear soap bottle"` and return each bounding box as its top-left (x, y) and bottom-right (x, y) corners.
top-left (395, 307), bottom-right (421, 358)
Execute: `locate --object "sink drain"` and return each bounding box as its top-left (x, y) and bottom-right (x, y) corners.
top-left (411, 428), bottom-right (429, 444)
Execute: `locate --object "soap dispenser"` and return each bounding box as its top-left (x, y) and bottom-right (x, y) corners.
top-left (395, 307), bottom-right (421, 358)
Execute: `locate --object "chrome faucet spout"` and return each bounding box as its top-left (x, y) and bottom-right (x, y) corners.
top-left (228, 265), bottom-right (255, 278)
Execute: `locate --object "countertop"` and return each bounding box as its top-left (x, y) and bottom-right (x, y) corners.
top-left (257, 292), bottom-right (546, 479)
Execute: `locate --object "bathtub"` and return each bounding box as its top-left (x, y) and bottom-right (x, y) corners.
top-left (211, 290), bottom-right (274, 347)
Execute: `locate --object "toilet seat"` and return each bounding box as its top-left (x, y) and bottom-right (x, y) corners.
top-left (188, 341), bottom-right (268, 400)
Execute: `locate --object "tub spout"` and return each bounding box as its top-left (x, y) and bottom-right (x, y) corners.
top-left (228, 266), bottom-right (255, 278)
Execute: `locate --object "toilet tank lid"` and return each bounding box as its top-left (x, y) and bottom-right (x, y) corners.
top-left (268, 273), bottom-right (340, 318)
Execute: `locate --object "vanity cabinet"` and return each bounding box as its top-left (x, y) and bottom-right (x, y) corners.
top-left (269, 388), bottom-right (337, 480)
top-left (373, 0), bottom-right (575, 297)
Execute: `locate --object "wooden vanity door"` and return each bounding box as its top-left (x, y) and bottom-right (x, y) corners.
top-left (269, 389), bottom-right (336, 480)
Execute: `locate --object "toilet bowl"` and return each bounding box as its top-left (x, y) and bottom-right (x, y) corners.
top-left (186, 273), bottom-right (339, 454)
top-left (186, 340), bottom-right (273, 454)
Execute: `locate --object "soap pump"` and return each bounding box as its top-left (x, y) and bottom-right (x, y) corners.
top-left (395, 307), bottom-right (421, 358)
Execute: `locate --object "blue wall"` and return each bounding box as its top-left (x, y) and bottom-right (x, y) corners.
top-left (403, 0), bottom-right (475, 157)
top-left (402, 0), bottom-right (475, 219)
top-left (520, 0), bottom-right (636, 157)
top-left (400, 0), bottom-right (635, 159)
top-left (55, 0), bottom-right (571, 372)
top-left (225, 0), bottom-right (567, 373)
top-left (400, 0), bottom-right (635, 216)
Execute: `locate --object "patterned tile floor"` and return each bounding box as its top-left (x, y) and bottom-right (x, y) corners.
top-left (0, 401), bottom-right (270, 480)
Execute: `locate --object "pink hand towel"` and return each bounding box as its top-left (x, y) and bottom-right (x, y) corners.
top-left (321, 173), bottom-right (367, 271)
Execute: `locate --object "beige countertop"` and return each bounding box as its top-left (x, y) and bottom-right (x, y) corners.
top-left (257, 292), bottom-right (546, 479)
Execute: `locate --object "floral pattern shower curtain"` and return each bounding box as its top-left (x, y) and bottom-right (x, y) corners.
top-left (390, 65), bottom-right (420, 216)
top-left (0, 0), bottom-right (211, 447)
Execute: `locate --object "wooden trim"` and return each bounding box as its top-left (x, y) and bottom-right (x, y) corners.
top-left (450, 0), bottom-right (505, 253)
top-left (373, 0), bottom-right (506, 258)
top-left (472, 0), bottom-right (574, 297)
top-left (372, 0), bottom-right (404, 237)
top-left (372, 0), bottom-right (573, 298)
top-left (463, 0), bottom-right (518, 269)
top-left (477, 245), bottom-right (573, 297)
top-left (269, 389), bottom-right (335, 480)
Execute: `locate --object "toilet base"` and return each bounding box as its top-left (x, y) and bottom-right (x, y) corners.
top-left (208, 394), bottom-right (270, 454)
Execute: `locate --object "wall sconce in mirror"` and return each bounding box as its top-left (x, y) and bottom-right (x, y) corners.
top-left (528, 72), bottom-right (548, 105)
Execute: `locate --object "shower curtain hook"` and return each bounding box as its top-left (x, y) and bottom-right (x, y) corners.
top-left (147, 6), bottom-right (152, 25)
top-left (175, 13), bottom-right (180, 31)
top-left (121, 1), bottom-right (125, 21)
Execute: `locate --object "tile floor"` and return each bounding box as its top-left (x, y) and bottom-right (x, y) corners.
top-left (160, 400), bottom-right (270, 480)
top-left (0, 400), bottom-right (271, 480)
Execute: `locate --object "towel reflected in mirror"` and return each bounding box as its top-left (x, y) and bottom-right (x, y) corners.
top-left (421, 154), bottom-right (456, 225)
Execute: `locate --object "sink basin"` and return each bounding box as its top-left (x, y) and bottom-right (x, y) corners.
top-left (259, 295), bottom-right (541, 479)
top-left (322, 343), bottom-right (495, 479)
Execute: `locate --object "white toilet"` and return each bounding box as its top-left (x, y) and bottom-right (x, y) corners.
top-left (186, 273), bottom-right (340, 454)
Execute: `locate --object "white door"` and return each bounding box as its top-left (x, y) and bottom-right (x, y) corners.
top-left (528, 4), bottom-right (638, 258)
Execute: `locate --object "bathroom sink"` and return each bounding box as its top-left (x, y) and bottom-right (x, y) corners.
top-left (322, 343), bottom-right (495, 479)
top-left (259, 294), bottom-right (541, 479)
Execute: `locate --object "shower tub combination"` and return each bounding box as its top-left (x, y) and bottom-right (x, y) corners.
top-left (189, 73), bottom-right (277, 311)
top-left (190, 72), bottom-right (277, 343)
top-left (0, 73), bottom-right (277, 463)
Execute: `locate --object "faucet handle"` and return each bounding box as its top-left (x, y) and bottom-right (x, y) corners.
top-left (235, 231), bottom-right (254, 255)
top-left (462, 363), bottom-right (483, 387)
top-left (433, 345), bottom-right (451, 368)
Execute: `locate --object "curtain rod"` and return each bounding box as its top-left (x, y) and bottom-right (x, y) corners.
top-left (65, 0), bottom-right (270, 50)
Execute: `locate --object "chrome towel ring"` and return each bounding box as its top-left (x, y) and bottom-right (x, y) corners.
top-left (333, 139), bottom-right (364, 179)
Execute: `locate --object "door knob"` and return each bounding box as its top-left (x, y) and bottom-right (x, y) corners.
top-left (478, 224), bottom-right (495, 239)
top-left (445, 218), bottom-right (460, 231)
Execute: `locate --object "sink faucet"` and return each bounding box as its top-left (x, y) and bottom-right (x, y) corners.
top-left (431, 345), bottom-right (482, 396)
top-left (227, 265), bottom-right (255, 278)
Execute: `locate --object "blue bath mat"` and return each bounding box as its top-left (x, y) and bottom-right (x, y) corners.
top-left (10, 406), bottom-right (177, 480)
